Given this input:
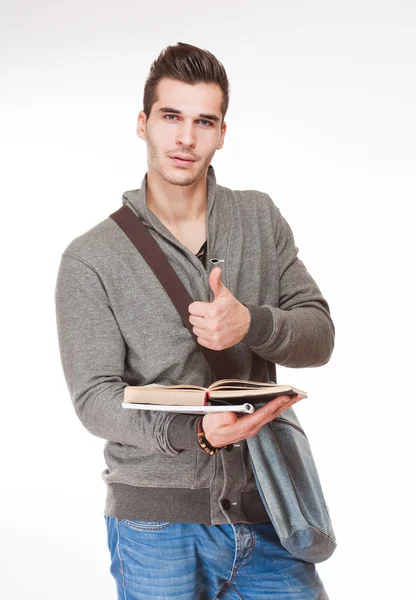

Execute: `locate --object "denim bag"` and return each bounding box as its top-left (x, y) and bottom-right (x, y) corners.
top-left (246, 404), bottom-right (336, 563)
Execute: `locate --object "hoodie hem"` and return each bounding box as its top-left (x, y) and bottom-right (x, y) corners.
top-left (104, 483), bottom-right (271, 525)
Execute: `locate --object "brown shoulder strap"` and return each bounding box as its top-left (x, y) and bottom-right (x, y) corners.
top-left (110, 205), bottom-right (241, 380)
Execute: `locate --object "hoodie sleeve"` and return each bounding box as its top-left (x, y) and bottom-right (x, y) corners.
top-left (241, 198), bottom-right (335, 368)
top-left (55, 252), bottom-right (200, 454)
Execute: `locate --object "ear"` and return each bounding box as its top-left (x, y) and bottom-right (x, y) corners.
top-left (136, 110), bottom-right (147, 140)
top-left (217, 121), bottom-right (227, 150)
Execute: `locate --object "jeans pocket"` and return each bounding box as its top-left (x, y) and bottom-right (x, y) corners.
top-left (119, 518), bottom-right (174, 531)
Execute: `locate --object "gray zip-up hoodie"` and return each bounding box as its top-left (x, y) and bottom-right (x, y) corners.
top-left (54, 165), bottom-right (335, 525)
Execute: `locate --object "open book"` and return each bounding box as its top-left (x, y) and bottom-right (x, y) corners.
top-left (122, 379), bottom-right (307, 414)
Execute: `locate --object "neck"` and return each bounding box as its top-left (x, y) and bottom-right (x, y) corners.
top-left (145, 164), bottom-right (207, 227)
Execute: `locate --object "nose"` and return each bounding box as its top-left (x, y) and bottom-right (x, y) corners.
top-left (175, 121), bottom-right (196, 148)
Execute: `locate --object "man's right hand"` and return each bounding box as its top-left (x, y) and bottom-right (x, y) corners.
top-left (202, 395), bottom-right (302, 448)
top-left (202, 394), bottom-right (303, 448)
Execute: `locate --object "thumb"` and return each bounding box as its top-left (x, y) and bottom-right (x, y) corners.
top-left (207, 410), bottom-right (239, 428)
top-left (221, 411), bottom-right (239, 426)
top-left (209, 266), bottom-right (228, 300)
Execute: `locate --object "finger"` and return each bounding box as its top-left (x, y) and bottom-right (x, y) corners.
top-left (267, 393), bottom-right (303, 412)
top-left (240, 394), bottom-right (297, 428)
top-left (193, 326), bottom-right (213, 338)
top-left (196, 337), bottom-right (211, 348)
top-left (266, 394), bottom-right (302, 420)
top-left (188, 301), bottom-right (210, 317)
top-left (263, 395), bottom-right (303, 422)
top-left (233, 395), bottom-right (302, 438)
top-left (189, 315), bottom-right (207, 327)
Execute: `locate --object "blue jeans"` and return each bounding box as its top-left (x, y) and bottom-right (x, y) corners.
top-left (104, 516), bottom-right (329, 599)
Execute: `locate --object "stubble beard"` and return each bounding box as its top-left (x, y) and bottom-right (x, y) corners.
top-left (146, 136), bottom-right (213, 187)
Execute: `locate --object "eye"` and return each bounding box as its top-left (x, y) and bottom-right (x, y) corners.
top-left (198, 119), bottom-right (213, 127)
top-left (164, 114), bottom-right (178, 121)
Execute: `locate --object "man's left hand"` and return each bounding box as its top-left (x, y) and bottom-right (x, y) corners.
top-left (188, 267), bottom-right (250, 350)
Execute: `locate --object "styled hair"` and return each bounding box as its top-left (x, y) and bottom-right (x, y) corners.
top-left (143, 42), bottom-right (229, 123)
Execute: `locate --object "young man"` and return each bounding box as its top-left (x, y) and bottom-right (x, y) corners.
top-left (55, 42), bottom-right (334, 599)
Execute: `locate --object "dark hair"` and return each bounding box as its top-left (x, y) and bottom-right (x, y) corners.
top-left (143, 42), bottom-right (229, 123)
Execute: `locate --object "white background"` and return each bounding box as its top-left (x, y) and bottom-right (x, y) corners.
top-left (1, 1), bottom-right (415, 598)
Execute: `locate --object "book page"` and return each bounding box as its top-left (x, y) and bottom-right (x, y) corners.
top-left (210, 387), bottom-right (294, 399)
top-left (141, 383), bottom-right (207, 391)
top-left (208, 379), bottom-right (280, 391)
top-left (209, 385), bottom-right (307, 400)
top-left (124, 387), bottom-right (207, 405)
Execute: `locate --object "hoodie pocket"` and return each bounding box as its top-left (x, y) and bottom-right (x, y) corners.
top-left (118, 445), bottom-right (198, 488)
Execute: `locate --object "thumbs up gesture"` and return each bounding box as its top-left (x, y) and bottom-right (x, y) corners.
top-left (188, 267), bottom-right (251, 350)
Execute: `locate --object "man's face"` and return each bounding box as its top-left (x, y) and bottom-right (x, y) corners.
top-left (137, 78), bottom-right (226, 187)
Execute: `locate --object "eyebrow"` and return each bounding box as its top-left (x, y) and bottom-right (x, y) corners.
top-left (157, 107), bottom-right (220, 122)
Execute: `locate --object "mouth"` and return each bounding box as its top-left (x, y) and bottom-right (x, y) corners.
top-left (169, 156), bottom-right (196, 167)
